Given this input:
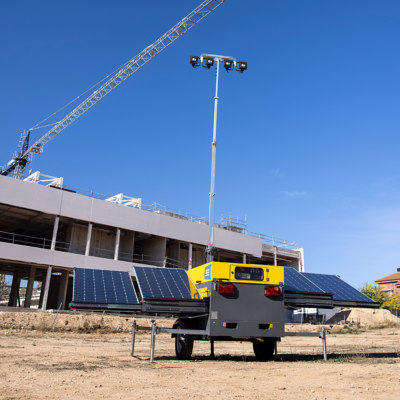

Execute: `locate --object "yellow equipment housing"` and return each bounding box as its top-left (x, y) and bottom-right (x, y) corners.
top-left (188, 262), bottom-right (284, 298)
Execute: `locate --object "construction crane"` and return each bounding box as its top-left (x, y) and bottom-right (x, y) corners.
top-left (0, 0), bottom-right (227, 180)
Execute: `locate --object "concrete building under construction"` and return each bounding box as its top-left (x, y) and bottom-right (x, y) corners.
top-left (0, 173), bottom-right (304, 311)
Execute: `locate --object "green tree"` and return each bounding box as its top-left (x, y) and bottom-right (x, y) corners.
top-left (360, 283), bottom-right (391, 308)
top-left (0, 274), bottom-right (10, 301)
top-left (382, 294), bottom-right (400, 311)
top-left (360, 283), bottom-right (399, 310)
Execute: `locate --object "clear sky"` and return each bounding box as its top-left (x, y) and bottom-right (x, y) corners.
top-left (1, 0), bottom-right (399, 288)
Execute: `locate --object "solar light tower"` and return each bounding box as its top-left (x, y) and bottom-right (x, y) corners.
top-left (190, 54), bottom-right (247, 262)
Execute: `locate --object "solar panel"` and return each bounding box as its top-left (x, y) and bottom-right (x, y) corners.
top-left (73, 268), bottom-right (139, 304)
top-left (302, 272), bottom-right (375, 303)
top-left (284, 267), bottom-right (325, 293)
top-left (133, 266), bottom-right (197, 300)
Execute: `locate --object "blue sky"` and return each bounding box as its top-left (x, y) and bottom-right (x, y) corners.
top-left (1, 0), bottom-right (400, 288)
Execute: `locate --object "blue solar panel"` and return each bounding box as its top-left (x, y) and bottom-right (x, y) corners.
top-left (302, 272), bottom-right (375, 303)
top-left (134, 266), bottom-right (194, 300)
top-left (73, 268), bottom-right (139, 304)
top-left (284, 267), bottom-right (325, 293)
top-left (94, 270), bottom-right (106, 303)
top-left (73, 268), bottom-right (85, 302)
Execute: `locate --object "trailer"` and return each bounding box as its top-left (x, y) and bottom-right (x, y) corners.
top-left (71, 263), bottom-right (378, 362)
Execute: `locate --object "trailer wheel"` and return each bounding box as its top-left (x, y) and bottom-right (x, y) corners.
top-left (175, 334), bottom-right (193, 360)
top-left (253, 340), bottom-right (275, 361)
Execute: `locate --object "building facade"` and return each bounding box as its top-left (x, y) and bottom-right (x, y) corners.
top-left (375, 268), bottom-right (400, 295)
top-left (0, 174), bottom-right (304, 311)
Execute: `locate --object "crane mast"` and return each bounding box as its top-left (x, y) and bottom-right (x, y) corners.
top-left (0, 0), bottom-right (227, 179)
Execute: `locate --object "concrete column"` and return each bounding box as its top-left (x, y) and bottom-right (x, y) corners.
top-left (41, 266), bottom-right (52, 310)
top-left (114, 228), bottom-right (121, 261)
top-left (143, 236), bottom-right (167, 266)
top-left (50, 215), bottom-right (60, 251)
top-left (166, 241), bottom-right (180, 265)
top-left (242, 254), bottom-right (247, 264)
top-left (85, 222), bottom-right (93, 256)
top-left (274, 247), bottom-right (277, 266)
top-left (24, 266), bottom-right (36, 308)
top-left (57, 270), bottom-right (69, 310)
top-left (188, 243), bottom-right (193, 270)
top-left (8, 271), bottom-right (20, 307)
top-left (38, 282), bottom-right (44, 308)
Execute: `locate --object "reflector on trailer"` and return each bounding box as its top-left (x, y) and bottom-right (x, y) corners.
top-left (218, 283), bottom-right (234, 293)
top-left (265, 286), bottom-right (280, 296)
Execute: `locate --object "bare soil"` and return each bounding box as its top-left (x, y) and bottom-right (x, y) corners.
top-left (1, 311), bottom-right (400, 399)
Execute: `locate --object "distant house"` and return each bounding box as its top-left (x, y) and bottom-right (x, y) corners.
top-left (375, 268), bottom-right (400, 295)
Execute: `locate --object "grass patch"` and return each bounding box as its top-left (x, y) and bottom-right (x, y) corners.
top-left (369, 321), bottom-right (399, 330)
top-left (333, 329), bottom-right (360, 335)
top-left (333, 325), bottom-right (362, 335)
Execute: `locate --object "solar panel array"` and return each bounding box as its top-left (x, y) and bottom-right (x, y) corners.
top-left (284, 267), bottom-right (325, 293)
top-left (302, 272), bottom-right (375, 303)
top-left (284, 267), bottom-right (374, 303)
top-left (134, 266), bottom-right (194, 300)
top-left (73, 268), bottom-right (139, 304)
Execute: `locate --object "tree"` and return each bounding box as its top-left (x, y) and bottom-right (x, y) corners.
top-left (0, 274), bottom-right (10, 301)
top-left (382, 295), bottom-right (400, 311)
top-left (360, 283), bottom-right (399, 310)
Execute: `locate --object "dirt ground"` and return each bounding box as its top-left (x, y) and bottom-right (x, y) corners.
top-left (1, 311), bottom-right (400, 400)
top-left (327, 307), bottom-right (398, 326)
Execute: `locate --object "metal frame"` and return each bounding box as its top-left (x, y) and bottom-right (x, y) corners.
top-left (105, 193), bottom-right (142, 208)
top-left (285, 326), bottom-right (327, 361)
top-left (23, 171), bottom-right (63, 188)
top-left (70, 302), bottom-right (141, 311)
top-left (140, 298), bottom-right (209, 315)
top-left (130, 319), bottom-right (328, 363)
top-left (284, 292), bottom-right (378, 309)
top-left (131, 319), bottom-right (210, 363)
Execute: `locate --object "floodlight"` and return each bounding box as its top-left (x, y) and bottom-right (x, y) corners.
top-left (237, 61), bottom-right (247, 73)
top-left (204, 57), bottom-right (214, 69)
top-left (189, 55), bottom-right (200, 68)
top-left (223, 60), bottom-right (233, 72)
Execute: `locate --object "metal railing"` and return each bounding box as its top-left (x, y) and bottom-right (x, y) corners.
top-left (90, 246), bottom-right (184, 269)
top-left (0, 230), bottom-right (52, 250)
top-left (0, 230), bottom-right (184, 268)
top-left (246, 232), bottom-right (298, 250)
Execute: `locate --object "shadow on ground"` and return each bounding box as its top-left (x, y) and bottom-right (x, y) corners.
top-left (153, 352), bottom-right (400, 363)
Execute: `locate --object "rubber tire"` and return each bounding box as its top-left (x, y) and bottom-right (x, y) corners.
top-left (253, 340), bottom-right (275, 361)
top-left (175, 334), bottom-right (194, 360)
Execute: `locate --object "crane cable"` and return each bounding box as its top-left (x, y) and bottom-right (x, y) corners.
top-left (29, 57), bottom-right (135, 131)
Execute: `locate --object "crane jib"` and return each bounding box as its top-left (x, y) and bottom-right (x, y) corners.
top-left (1, 0), bottom-right (228, 179)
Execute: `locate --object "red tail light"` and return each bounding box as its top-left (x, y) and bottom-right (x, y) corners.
top-left (265, 286), bottom-right (280, 296)
top-left (219, 283), bottom-right (234, 294)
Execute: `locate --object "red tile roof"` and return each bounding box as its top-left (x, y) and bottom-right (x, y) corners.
top-left (375, 272), bottom-right (400, 283)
